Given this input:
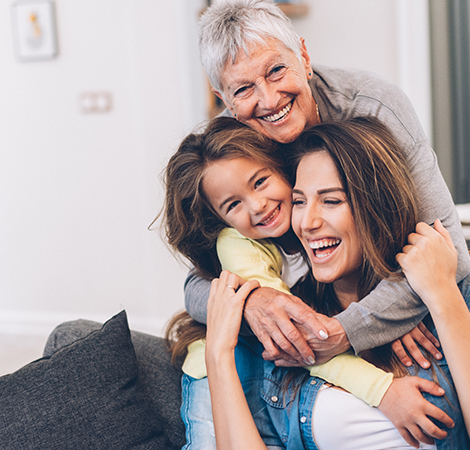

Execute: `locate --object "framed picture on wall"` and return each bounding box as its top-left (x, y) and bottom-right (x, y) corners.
top-left (11, 0), bottom-right (58, 62)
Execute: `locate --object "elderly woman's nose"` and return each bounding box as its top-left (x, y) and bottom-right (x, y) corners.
top-left (257, 83), bottom-right (280, 110)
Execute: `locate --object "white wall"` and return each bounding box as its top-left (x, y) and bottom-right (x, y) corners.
top-left (0, 0), bottom-right (432, 347)
top-left (295, 0), bottom-right (432, 139)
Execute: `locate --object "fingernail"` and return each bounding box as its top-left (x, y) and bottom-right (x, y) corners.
top-left (423, 361), bottom-right (431, 368)
top-left (438, 387), bottom-right (445, 394)
top-left (306, 356), bottom-right (315, 365)
top-left (405, 361), bottom-right (412, 367)
top-left (435, 352), bottom-right (443, 360)
top-left (319, 330), bottom-right (328, 340)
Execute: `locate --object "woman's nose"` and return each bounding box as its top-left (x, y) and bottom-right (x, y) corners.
top-left (301, 204), bottom-right (323, 232)
top-left (257, 82), bottom-right (280, 111)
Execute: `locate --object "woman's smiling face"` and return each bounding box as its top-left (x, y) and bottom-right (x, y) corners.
top-left (214, 38), bottom-right (317, 144)
top-left (291, 151), bottom-right (363, 290)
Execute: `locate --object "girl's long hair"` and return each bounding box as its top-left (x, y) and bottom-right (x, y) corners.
top-left (158, 116), bottom-right (285, 364)
top-left (287, 116), bottom-right (420, 377)
top-left (158, 116), bottom-right (284, 280)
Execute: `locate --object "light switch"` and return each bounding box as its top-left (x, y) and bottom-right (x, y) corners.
top-left (79, 92), bottom-right (113, 114)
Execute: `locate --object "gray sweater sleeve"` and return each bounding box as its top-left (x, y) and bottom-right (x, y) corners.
top-left (184, 269), bottom-right (210, 324)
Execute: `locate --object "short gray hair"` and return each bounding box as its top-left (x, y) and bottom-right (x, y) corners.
top-left (199, 0), bottom-right (302, 92)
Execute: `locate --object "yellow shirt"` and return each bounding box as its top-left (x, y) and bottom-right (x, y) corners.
top-left (182, 228), bottom-right (393, 407)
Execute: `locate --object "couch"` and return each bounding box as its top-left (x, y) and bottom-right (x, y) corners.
top-left (0, 311), bottom-right (186, 449)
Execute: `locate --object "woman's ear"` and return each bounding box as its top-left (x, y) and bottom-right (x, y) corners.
top-left (212, 88), bottom-right (235, 115)
top-left (300, 38), bottom-right (312, 75)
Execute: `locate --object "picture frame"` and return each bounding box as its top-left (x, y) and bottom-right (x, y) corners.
top-left (11, 0), bottom-right (58, 62)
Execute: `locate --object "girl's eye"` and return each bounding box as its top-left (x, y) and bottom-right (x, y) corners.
top-left (227, 200), bottom-right (240, 213)
top-left (254, 177), bottom-right (268, 189)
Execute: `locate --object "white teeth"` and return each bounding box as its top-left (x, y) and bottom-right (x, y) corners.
top-left (308, 239), bottom-right (340, 250)
top-left (259, 207), bottom-right (279, 225)
top-left (263, 102), bottom-right (292, 123)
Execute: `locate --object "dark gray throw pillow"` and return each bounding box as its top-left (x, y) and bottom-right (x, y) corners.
top-left (0, 310), bottom-right (170, 449)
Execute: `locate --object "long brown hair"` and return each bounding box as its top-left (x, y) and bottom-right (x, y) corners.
top-left (287, 116), bottom-right (420, 376)
top-left (158, 116), bottom-right (285, 364)
top-left (158, 116), bottom-right (284, 280)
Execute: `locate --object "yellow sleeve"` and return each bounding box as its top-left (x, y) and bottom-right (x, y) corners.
top-left (216, 228), bottom-right (290, 294)
top-left (182, 339), bottom-right (207, 379)
top-left (306, 351), bottom-right (393, 407)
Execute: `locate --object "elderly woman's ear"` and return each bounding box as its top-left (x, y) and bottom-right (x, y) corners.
top-left (300, 38), bottom-right (312, 77)
top-left (211, 87), bottom-right (236, 117)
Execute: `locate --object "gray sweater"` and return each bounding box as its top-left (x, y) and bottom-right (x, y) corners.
top-left (184, 64), bottom-right (470, 354)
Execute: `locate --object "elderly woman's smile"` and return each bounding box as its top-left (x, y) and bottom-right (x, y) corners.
top-left (215, 39), bottom-right (318, 144)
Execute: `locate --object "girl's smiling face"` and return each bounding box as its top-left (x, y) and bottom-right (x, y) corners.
top-left (291, 151), bottom-right (363, 293)
top-left (202, 157), bottom-right (292, 240)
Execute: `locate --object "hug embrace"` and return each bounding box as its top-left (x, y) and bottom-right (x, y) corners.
top-left (159, 1), bottom-right (470, 449)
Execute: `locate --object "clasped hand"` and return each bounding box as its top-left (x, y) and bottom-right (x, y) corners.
top-left (243, 287), bottom-right (349, 366)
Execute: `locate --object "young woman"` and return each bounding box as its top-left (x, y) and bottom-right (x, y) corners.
top-left (204, 117), bottom-right (469, 449)
top-left (162, 116), bottom-right (457, 449)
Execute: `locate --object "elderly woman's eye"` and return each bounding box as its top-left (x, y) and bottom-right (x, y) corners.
top-left (234, 86), bottom-right (249, 97)
top-left (270, 65), bottom-right (286, 77)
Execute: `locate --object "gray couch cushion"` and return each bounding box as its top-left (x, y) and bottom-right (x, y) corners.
top-left (0, 311), bottom-right (174, 449)
top-left (43, 313), bottom-right (186, 449)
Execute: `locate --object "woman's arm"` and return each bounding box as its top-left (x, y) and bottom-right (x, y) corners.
top-left (205, 271), bottom-right (267, 450)
top-left (397, 220), bottom-right (470, 434)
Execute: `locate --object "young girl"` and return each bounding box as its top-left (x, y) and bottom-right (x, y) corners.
top-left (202, 117), bottom-right (468, 450)
top-left (161, 116), bottom-right (454, 449)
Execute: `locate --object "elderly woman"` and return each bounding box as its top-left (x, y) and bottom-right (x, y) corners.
top-left (186, 0), bottom-right (470, 373)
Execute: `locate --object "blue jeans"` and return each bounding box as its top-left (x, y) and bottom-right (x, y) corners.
top-left (180, 335), bottom-right (283, 449)
top-left (181, 274), bottom-right (470, 449)
top-left (181, 376), bottom-right (216, 450)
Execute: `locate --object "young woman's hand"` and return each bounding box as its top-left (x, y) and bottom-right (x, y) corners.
top-left (378, 376), bottom-right (453, 448)
top-left (206, 270), bottom-right (260, 361)
top-left (396, 220), bottom-right (458, 309)
top-left (391, 322), bottom-right (442, 369)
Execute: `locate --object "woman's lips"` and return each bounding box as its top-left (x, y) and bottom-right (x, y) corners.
top-left (261, 101), bottom-right (293, 123)
top-left (308, 238), bottom-right (341, 259)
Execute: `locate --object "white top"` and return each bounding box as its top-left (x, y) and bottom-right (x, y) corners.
top-left (277, 247), bottom-right (309, 288)
top-left (312, 385), bottom-right (437, 450)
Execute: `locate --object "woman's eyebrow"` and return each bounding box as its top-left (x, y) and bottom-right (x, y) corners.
top-left (292, 187), bottom-right (344, 196)
top-left (317, 187), bottom-right (345, 195)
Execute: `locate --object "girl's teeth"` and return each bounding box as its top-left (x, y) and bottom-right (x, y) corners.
top-left (260, 207), bottom-right (279, 225)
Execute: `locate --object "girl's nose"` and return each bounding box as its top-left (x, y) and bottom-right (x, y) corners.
top-left (249, 195), bottom-right (267, 214)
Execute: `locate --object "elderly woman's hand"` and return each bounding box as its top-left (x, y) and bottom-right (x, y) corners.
top-left (243, 288), bottom-right (347, 366)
